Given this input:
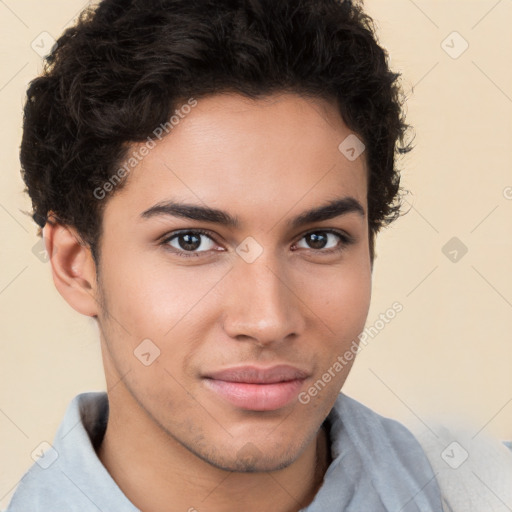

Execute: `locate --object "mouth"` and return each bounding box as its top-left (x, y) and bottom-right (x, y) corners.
top-left (202, 364), bottom-right (310, 411)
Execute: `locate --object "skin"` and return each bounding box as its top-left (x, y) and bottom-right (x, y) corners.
top-left (44, 92), bottom-right (372, 512)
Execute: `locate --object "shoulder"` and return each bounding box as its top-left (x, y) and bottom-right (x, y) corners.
top-left (334, 392), bottom-right (433, 454)
top-left (328, 393), bottom-right (444, 507)
top-left (5, 392), bottom-right (116, 512)
top-left (5, 461), bottom-right (64, 512)
top-left (335, 396), bottom-right (512, 512)
top-left (412, 422), bottom-right (512, 512)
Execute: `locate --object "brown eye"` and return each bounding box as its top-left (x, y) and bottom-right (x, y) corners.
top-left (162, 230), bottom-right (218, 257)
top-left (295, 230), bottom-right (353, 253)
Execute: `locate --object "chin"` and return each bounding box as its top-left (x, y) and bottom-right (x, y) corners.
top-left (197, 441), bottom-right (300, 473)
top-left (218, 454), bottom-right (296, 474)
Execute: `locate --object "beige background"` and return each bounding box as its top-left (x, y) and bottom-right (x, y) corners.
top-left (1, 0), bottom-right (511, 508)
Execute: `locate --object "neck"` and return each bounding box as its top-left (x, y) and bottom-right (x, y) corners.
top-left (96, 385), bottom-right (332, 512)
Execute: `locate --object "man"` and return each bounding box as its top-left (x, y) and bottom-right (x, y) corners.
top-left (7, 0), bottom-right (445, 510)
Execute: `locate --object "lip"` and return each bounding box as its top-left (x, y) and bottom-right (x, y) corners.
top-left (202, 364), bottom-right (310, 411)
top-left (204, 364), bottom-right (310, 383)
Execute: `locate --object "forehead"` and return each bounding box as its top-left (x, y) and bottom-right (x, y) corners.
top-left (107, 92), bottom-right (368, 225)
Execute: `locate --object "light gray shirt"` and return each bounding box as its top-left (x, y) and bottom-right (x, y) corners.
top-left (6, 391), bottom-right (443, 511)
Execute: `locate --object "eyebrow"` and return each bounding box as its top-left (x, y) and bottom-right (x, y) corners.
top-left (140, 196), bottom-right (365, 229)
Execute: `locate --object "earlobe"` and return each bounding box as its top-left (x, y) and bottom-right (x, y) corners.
top-left (43, 220), bottom-right (99, 317)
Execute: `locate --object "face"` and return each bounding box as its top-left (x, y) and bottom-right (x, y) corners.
top-left (95, 92), bottom-right (372, 472)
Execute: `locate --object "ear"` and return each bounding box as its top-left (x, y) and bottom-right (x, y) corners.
top-left (43, 219), bottom-right (99, 317)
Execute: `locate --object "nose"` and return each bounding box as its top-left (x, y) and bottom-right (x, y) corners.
top-left (221, 254), bottom-right (306, 347)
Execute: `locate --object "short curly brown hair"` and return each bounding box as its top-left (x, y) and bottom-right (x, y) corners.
top-left (20, 0), bottom-right (412, 264)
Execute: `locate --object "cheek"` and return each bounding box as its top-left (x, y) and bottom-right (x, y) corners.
top-left (100, 245), bottom-right (224, 337)
top-left (97, 249), bottom-right (209, 399)
top-left (297, 265), bottom-right (371, 407)
top-left (295, 261), bottom-right (372, 399)
top-left (299, 260), bottom-right (372, 334)
top-left (97, 247), bottom-right (234, 393)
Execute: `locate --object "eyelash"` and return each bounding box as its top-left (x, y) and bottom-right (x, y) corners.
top-left (160, 228), bottom-right (355, 259)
